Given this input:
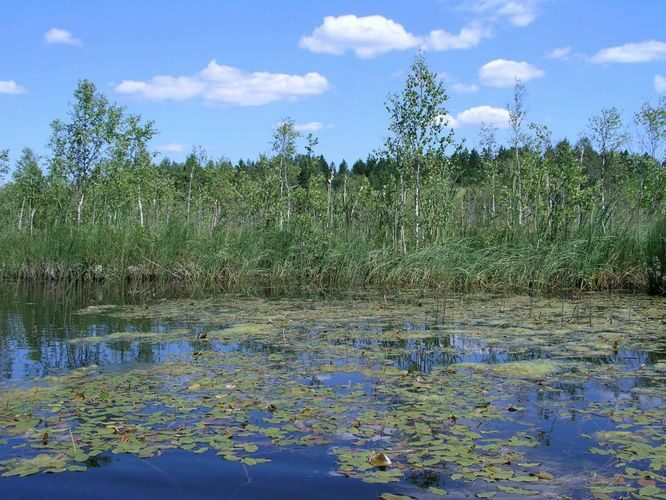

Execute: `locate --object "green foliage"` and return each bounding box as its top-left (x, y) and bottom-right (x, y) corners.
top-left (0, 149), bottom-right (8, 178)
top-left (0, 69), bottom-right (663, 293)
top-left (634, 96), bottom-right (666, 160)
top-left (646, 214), bottom-right (666, 295)
top-left (49, 79), bottom-right (156, 223)
top-left (385, 52), bottom-right (455, 247)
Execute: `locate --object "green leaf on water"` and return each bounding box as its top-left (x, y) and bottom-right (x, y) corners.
top-left (497, 485), bottom-right (536, 495)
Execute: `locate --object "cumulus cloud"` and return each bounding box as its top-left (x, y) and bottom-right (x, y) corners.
top-left (299, 15), bottom-right (418, 58)
top-left (656, 75), bottom-right (666, 94)
top-left (421, 22), bottom-right (491, 51)
top-left (0, 80), bottom-right (27, 94)
top-left (294, 121), bottom-right (324, 132)
top-left (469, 0), bottom-right (538, 27)
top-left (547, 47), bottom-right (571, 60)
top-left (157, 143), bottom-right (188, 153)
top-left (44, 28), bottom-right (82, 46)
top-left (591, 40), bottom-right (666, 64)
top-left (299, 15), bottom-right (490, 58)
top-left (478, 59), bottom-right (544, 87)
top-left (115, 60), bottom-right (330, 106)
top-left (446, 105), bottom-right (511, 129)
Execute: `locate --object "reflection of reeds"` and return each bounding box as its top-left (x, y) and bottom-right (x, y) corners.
top-left (0, 216), bottom-right (648, 294)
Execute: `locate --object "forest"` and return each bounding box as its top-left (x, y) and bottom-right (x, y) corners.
top-left (1, 55), bottom-right (665, 294)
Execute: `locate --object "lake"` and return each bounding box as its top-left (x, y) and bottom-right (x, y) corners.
top-left (0, 284), bottom-right (664, 499)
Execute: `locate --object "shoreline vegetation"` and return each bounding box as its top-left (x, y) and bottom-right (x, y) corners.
top-left (0, 221), bottom-right (653, 294)
top-left (1, 54), bottom-right (665, 295)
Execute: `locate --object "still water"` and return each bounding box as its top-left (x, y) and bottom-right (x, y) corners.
top-left (0, 284), bottom-right (664, 498)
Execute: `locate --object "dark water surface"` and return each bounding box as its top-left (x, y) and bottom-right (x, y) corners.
top-left (0, 284), bottom-right (664, 499)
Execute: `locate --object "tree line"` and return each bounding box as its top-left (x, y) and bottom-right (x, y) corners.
top-left (1, 54), bottom-right (664, 291)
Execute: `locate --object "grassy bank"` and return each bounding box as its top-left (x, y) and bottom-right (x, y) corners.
top-left (0, 218), bottom-right (649, 294)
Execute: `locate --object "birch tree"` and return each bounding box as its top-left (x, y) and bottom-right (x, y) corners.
top-left (588, 107), bottom-right (629, 225)
top-left (272, 118), bottom-right (300, 230)
top-left (49, 80), bottom-right (155, 224)
top-left (385, 52), bottom-right (454, 248)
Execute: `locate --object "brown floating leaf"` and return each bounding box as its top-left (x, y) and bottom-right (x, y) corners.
top-left (370, 452), bottom-right (392, 468)
top-left (197, 332), bottom-right (208, 340)
top-left (41, 432), bottom-right (49, 445)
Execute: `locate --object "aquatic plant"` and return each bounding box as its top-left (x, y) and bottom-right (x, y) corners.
top-left (0, 294), bottom-right (664, 497)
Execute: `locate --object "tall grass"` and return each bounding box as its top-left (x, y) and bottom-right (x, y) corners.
top-left (0, 216), bottom-right (648, 294)
top-left (646, 214), bottom-right (666, 295)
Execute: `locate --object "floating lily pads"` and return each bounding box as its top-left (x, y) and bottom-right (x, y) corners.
top-left (0, 292), bottom-right (664, 498)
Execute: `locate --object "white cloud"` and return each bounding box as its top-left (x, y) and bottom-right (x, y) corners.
top-left (294, 121), bottom-right (324, 132)
top-left (438, 72), bottom-right (479, 94)
top-left (422, 22), bottom-right (491, 51)
top-left (470, 0), bottom-right (538, 27)
top-left (0, 80), bottom-right (27, 94)
top-left (299, 15), bottom-right (418, 58)
top-left (656, 75), bottom-right (666, 94)
top-left (116, 77), bottom-right (204, 101)
top-left (591, 40), bottom-right (666, 64)
top-left (451, 82), bottom-right (480, 94)
top-left (299, 15), bottom-right (490, 58)
top-left (547, 47), bottom-right (571, 60)
top-left (478, 59), bottom-right (544, 87)
top-left (447, 105), bottom-right (511, 129)
top-left (115, 60), bottom-right (330, 106)
top-left (44, 28), bottom-right (82, 46)
top-left (157, 143), bottom-right (188, 153)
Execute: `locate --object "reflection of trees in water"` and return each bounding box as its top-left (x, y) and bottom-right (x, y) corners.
top-left (2, 285), bottom-right (664, 385)
top-left (383, 335), bottom-right (550, 373)
top-left (0, 285), bottom-right (184, 379)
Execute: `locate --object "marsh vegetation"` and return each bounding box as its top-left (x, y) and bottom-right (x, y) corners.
top-left (0, 55), bottom-right (664, 294)
top-left (0, 285), bottom-right (664, 497)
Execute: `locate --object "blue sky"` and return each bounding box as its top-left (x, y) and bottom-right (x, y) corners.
top-left (1, 0), bottom-right (665, 168)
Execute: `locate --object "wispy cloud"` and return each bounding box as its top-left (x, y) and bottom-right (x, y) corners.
top-left (157, 143), bottom-right (188, 153)
top-left (468, 0), bottom-right (539, 27)
top-left (590, 40), bottom-right (666, 64)
top-left (294, 121), bottom-right (324, 132)
top-left (546, 47), bottom-right (571, 60)
top-left (0, 80), bottom-right (27, 94)
top-left (116, 60), bottom-right (330, 106)
top-left (451, 82), bottom-right (480, 94)
top-left (44, 28), bottom-right (82, 46)
top-left (438, 72), bottom-right (480, 94)
top-left (478, 59), bottom-right (544, 87)
top-left (655, 75), bottom-right (666, 93)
